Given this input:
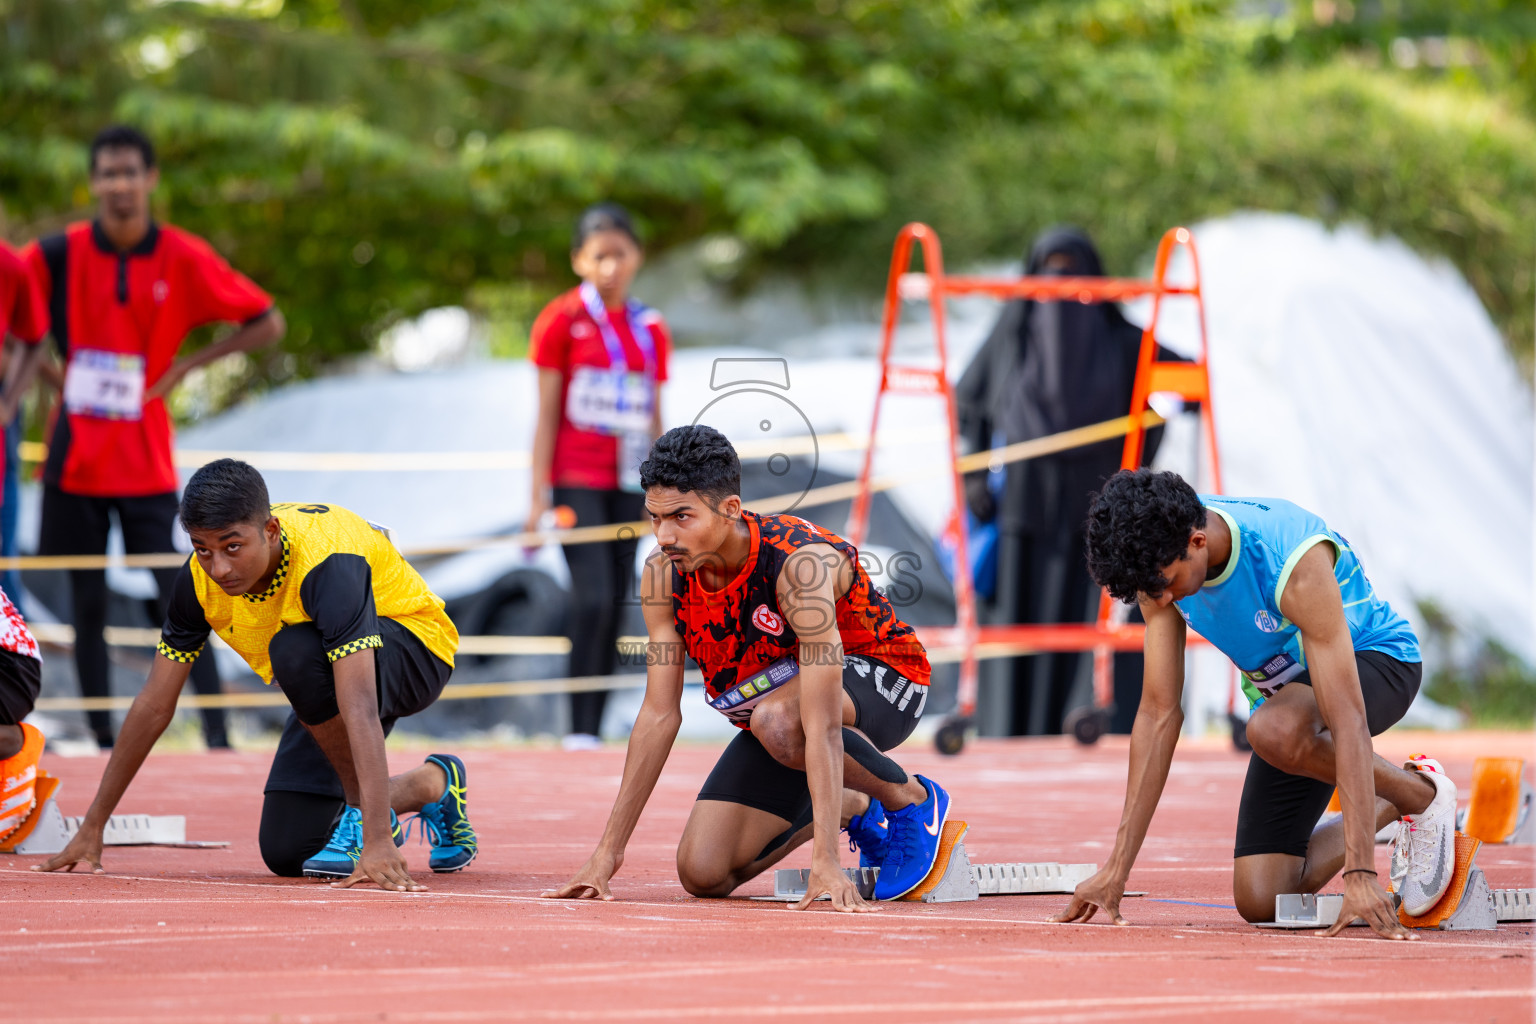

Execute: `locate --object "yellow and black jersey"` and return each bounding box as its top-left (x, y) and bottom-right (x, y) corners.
top-left (157, 502), bottom-right (458, 684)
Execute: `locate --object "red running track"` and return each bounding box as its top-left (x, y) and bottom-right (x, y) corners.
top-left (4, 732), bottom-right (1532, 1023)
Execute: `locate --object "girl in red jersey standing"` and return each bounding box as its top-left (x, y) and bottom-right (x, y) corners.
top-left (527, 205), bottom-right (671, 748)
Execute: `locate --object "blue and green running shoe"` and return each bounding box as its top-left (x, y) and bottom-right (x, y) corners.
top-left (418, 753), bottom-right (477, 873)
top-left (301, 806), bottom-right (405, 879)
top-left (872, 775), bottom-right (950, 901)
top-left (844, 798), bottom-right (889, 870)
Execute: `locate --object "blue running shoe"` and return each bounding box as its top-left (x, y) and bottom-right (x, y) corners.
top-left (872, 775), bottom-right (950, 901)
top-left (302, 806), bottom-right (405, 879)
top-left (418, 753), bottom-right (477, 873)
top-left (844, 799), bottom-right (889, 870)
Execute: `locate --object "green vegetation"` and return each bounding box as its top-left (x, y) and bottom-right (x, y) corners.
top-left (2, 0), bottom-right (1532, 395)
top-left (1417, 598), bottom-right (1536, 728)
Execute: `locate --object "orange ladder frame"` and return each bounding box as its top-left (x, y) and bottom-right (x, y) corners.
top-left (847, 223), bottom-right (1226, 753)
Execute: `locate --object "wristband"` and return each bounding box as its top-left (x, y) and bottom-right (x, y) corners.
top-left (1342, 868), bottom-right (1377, 878)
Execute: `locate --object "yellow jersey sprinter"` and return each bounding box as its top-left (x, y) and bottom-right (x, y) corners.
top-left (37, 459), bottom-right (477, 890)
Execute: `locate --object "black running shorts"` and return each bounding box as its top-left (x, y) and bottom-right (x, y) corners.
top-left (263, 616), bottom-right (451, 799)
top-left (1233, 650), bottom-right (1421, 859)
top-left (0, 648), bottom-right (41, 726)
top-left (696, 652), bottom-right (926, 824)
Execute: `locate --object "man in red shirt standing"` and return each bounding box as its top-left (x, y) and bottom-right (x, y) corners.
top-left (25, 126), bottom-right (285, 750)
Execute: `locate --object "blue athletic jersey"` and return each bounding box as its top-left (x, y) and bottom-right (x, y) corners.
top-left (1174, 495), bottom-right (1419, 709)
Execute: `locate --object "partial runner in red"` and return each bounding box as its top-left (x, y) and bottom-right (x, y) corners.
top-left (0, 584), bottom-right (44, 841)
top-left (23, 126), bottom-right (286, 751)
top-left (0, 241), bottom-right (51, 491)
top-left (545, 425), bottom-right (950, 911)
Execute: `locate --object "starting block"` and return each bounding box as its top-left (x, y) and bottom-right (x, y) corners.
top-left (1457, 758), bottom-right (1534, 845)
top-left (1260, 833), bottom-right (1527, 931)
top-left (1399, 833), bottom-right (1496, 930)
top-left (0, 776), bottom-right (223, 855)
top-left (758, 820), bottom-right (1107, 904)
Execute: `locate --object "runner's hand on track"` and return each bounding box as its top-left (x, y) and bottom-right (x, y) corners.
top-left (32, 825), bottom-right (106, 875)
top-left (543, 849), bottom-right (622, 901)
top-left (1326, 872), bottom-right (1414, 940)
top-left (333, 842), bottom-right (426, 892)
top-left (1052, 867), bottom-right (1129, 926)
top-left (793, 860), bottom-right (879, 913)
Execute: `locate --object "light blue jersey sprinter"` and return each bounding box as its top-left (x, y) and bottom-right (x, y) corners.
top-left (1174, 495), bottom-right (1419, 709)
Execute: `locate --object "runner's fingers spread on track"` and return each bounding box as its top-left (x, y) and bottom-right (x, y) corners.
top-left (1326, 877), bottom-right (1414, 940)
top-left (543, 852), bottom-right (619, 900)
top-left (542, 878), bottom-right (613, 900)
top-left (32, 832), bottom-right (106, 875)
top-left (334, 847), bottom-right (427, 892)
top-left (1051, 872), bottom-right (1127, 926)
top-left (792, 866), bottom-right (879, 913)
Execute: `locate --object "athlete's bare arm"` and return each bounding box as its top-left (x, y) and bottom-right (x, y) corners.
top-left (329, 649), bottom-right (423, 893)
top-left (544, 550), bottom-right (686, 901)
top-left (776, 543), bottom-right (872, 913)
top-left (1054, 598), bottom-right (1186, 925)
top-left (34, 654), bottom-right (193, 874)
top-left (1278, 543), bottom-right (1402, 937)
top-left (144, 308), bottom-right (285, 402)
top-left (524, 368), bottom-right (564, 538)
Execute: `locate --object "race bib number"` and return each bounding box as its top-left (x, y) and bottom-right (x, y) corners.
top-left (64, 349), bottom-right (145, 421)
top-left (1243, 652), bottom-right (1306, 699)
top-left (565, 367), bottom-right (653, 436)
top-left (707, 657), bottom-right (800, 727)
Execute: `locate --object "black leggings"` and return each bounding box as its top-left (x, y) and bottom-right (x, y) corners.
top-left (39, 487), bottom-right (226, 748)
top-left (259, 791), bottom-right (348, 877)
top-left (553, 487), bottom-right (643, 736)
top-left (258, 619), bottom-right (451, 876)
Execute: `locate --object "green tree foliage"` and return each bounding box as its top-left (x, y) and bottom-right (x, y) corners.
top-left (1, 0), bottom-right (1531, 394)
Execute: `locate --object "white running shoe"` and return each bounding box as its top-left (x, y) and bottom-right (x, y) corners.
top-left (1389, 755), bottom-right (1458, 917)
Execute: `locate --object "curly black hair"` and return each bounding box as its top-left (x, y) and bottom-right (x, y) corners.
top-left (180, 459), bottom-right (270, 533)
top-left (639, 424), bottom-right (740, 504)
top-left (1084, 469), bottom-right (1205, 602)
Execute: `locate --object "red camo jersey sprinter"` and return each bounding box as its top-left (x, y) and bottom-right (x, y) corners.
top-left (529, 287), bottom-right (671, 490)
top-left (671, 510), bottom-right (930, 730)
top-left (25, 221), bottom-right (271, 497)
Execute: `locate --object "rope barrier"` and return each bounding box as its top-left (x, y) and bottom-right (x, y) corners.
top-left (0, 410), bottom-right (1162, 571)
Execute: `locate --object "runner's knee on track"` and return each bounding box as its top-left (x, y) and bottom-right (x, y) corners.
top-left (259, 790), bottom-right (346, 877)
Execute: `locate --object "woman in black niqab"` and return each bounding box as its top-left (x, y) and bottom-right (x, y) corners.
top-left (955, 227), bottom-right (1165, 736)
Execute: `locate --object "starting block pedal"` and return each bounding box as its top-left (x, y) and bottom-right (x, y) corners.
top-left (1259, 833), bottom-right (1512, 931)
top-left (901, 820), bottom-right (978, 903)
top-left (756, 820), bottom-right (1107, 904)
top-left (1400, 833), bottom-right (1497, 930)
top-left (1457, 758), bottom-right (1534, 845)
top-left (0, 776), bottom-right (220, 856)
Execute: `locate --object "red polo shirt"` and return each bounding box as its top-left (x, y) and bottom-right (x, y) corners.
top-left (0, 242), bottom-right (48, 345)
top-left (0, 241), bottom-right (50, 493)
top-left (529, 287), bottom-right (671, 490)
top-left (25, 221), bottom-right (272, 497)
